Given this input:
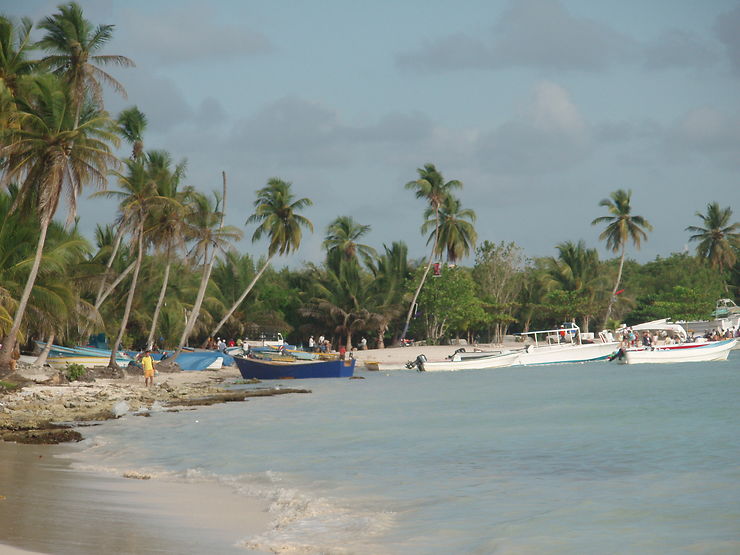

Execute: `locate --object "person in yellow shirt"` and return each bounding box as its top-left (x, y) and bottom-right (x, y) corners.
top-left (139, 349), bottom-right (156, 387)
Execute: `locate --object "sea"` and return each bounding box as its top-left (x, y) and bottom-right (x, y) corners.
top-left (67, 354), bottom-right (740, 554)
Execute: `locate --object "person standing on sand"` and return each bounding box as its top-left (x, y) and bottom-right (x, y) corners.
top-left (139, 350), bottom-right (156, 387)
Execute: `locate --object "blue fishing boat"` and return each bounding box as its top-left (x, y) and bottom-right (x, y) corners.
top-left (234, 355), bottom-right (355, 379)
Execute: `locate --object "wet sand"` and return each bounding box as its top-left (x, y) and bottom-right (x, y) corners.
top-left (0, 442), bottom-right (271, 554)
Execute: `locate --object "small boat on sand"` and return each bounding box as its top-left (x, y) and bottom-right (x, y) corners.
top-left (234, 355), bottom-right (355, 379)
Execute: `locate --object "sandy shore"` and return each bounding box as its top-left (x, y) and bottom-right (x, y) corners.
top-left (0, 364), bottom-right (308, 554)
top-left (0, 442), bottom-right (272, 554)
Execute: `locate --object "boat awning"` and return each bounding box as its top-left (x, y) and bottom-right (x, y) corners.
top-left (629, 319), bottom-right (687, 341)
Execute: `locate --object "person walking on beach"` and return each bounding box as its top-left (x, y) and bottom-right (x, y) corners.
top-left (360, 337), bottom-right (367, 350)
top-left (309, 336), bottom-right (315, 351)
top-left (139, 350), bottom-right (156, 387)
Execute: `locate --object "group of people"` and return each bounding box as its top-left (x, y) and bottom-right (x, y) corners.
top-left (307, 335), bottom-right (368, 353)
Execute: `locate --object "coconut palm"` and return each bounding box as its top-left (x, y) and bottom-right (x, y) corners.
top-left (143, 151), bottom-right (189, 349)
top-left (323, 216), bottom-right (376, 267)
top-left (92, 158), bottom-right (157, 367)
top-left (423, 195), bottom-right (477, 264)
top-left (686, 202), bottom-right (739, 274)
top-left (117, 106), bottom-right (147, 160)
top-left (0, 15), bottom-right (37, 97)
top-left (591, 189), bottom-right (652, 328)
top-left (366, 242), bottom-right (410, 347)
top-left (0, 74), bottom-right (118, 374)
top-left (208, 178), bottom-right (312, 339)
top-left (175, 182), bottom-right (242, 355)
top-left (36, 1), bottom-right (134, 124)
top-left (401, 163), bottom-right (462, 340)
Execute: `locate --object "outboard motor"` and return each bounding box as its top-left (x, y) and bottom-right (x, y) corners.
top-left (406, 354), bottom-right (428, 371)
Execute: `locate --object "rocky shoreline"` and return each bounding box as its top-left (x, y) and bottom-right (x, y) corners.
top-left (0, 362), bottom-right (310, 445)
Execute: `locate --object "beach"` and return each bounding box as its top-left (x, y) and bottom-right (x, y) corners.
top-left (3, 347), bottom-right (737, 554)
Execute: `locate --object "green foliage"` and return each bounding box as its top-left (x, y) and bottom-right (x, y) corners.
top-left (416, 266), bottom-right (485, 342)
top-left (64, 362), bottom-right (86, 382)
top-left (626, 286), bottom-right (716, 324)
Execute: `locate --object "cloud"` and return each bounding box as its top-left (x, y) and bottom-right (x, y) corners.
top-left (477, 81), bottom-right (591, 173)
top-left (397, 0), bottom-right (634, 71)
top-left (715, 4), bottom-right (740, 74)
top-left (643, 28), bottom-right (717, 70)
top-left (122, 4), bottom-right (272, 66)
top-left (665, 107), bottom-right (740, 168)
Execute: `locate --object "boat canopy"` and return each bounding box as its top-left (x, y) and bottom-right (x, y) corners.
top-left (628, 319), bottom-right (688, 342)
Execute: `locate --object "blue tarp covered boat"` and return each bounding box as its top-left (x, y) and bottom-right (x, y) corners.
top-left (234, 355), bottom-right (355, 379)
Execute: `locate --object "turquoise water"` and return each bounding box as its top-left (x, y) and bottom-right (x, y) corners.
top-left (74, 354), bottom-right (740, 554)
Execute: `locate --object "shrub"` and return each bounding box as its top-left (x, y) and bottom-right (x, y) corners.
top-left (65, 363), bottom-right (87, 382)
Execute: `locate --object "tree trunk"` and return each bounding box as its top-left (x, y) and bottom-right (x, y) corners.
top-left (209, 254), bottom-right (274, 340)
top-left (35, 332), bottom-right (55, 366)
top-left (400, 208), bottom-right (439, 341)
top-left (95, 261), bottom-right (136, 310)
top-left (174, 171), bottom-right (228, 358)
top-left (146, 258), bottom-right (171, 349)
top-left (602, 246), bottom-right (626, 330)
top-left (108, 226), bottom-right (145, 368)
top-left (0, 218), bottom-right (50, 374)
top-left (94, 224), bottom-right (126, 307)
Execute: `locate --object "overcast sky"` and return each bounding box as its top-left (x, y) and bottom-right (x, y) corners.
top-left (5, 0), bottom-right (740, 267)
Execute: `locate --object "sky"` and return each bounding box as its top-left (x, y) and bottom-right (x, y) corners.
top-left (4, 0), bottom-right (740, 268)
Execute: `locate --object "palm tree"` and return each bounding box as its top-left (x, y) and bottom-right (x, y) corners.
top-left (591, 189), bottom-right (652, 328)
top-left (423, 195), bottom-right (477, 264)
top-left (401, 163), bottom-right (462, 340)
top-left (175, 178), bottom-right (242, 355)
top-left (36, 1), bottom-right (134, 124)
top-left (208, 178), bottom-right (312, 339)
top-left (367, 242), bottom-right (410, 347)
top-left (92, 158), bottom-right (158, 367)
top-left (323, 216), bottom-right (376, 267)
top-left (546, 240), bottom-right (602, 331)
top-left (117, 106), bottom-right (147, 159)
top-left (686, 202), bottom-right (739, 275)
top-left (0, 74), bottom-right (118, 374)
top-left (143, 151), bottom-right (189, 349)
top-left (0, 15), bottom-right (38, 97)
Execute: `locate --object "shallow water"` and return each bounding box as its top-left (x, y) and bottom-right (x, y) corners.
top-left (72, 353), bottom-right (740, 554)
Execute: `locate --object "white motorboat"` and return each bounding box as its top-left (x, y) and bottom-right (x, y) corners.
top-left (618, 338), bottom-right (736, 364)
top-left (408, 350), bottom-right (521, 372)
top-left (513, 324), bottom-right (619, 365)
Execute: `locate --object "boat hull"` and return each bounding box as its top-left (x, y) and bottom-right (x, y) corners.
top-left (621, 339), bottom-right (736, 364)
top-left (421, 351), bottom-right (520, 372)
top-left (514, 342), bottom-right (619, 366)
top-left (234, 356), bottom-right (355, 379)
top-left (46, 356), bottom-right (132, 368)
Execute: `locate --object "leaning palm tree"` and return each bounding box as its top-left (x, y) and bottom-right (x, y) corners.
top-left (400, 163), bottom-right (462, 340)
top-left (323, 216), bottom-right (377, 267)
top-left (423, 195), bottom-right (477, 264)
top-left (209, 177), bottom-right (313, 339)
top-left (175, 178), bottom-right (242, 355)
top-left (36, 1), bottom-right (134, 125)
top-left (686, 202), bottom-right (739, 275)
top-left (0, 74), bottom-right (118, 374)
top-left (92, 158), bottom-right (159, 367)
top-left (143, 151), bottom-right (189, 349)
top-left (591, 189), bottom-right (652, 328)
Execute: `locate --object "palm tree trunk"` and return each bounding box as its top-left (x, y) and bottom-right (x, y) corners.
top-left (175, 172), bottom-right (228, 357)
top-left (95, 261), bottom-right (136, 310)
top-left (400, 209), bottom-right (440, 341)
top-left (35, 332), bottom-right (55, 366)
top-left (602, 246), bottom-right (626, 329)
top-left (0, 218), bottom-right (50, 374)
top-left (108, 226), bottom-right (145, 368)
top-left (146, 258), bottom-right (171, 350)
top-left (209, 253), bottom-right (274, 340)
top-left (94, 224), bottom-right (126, 307)
top-left (175, 247), bottom-right (213, 356)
